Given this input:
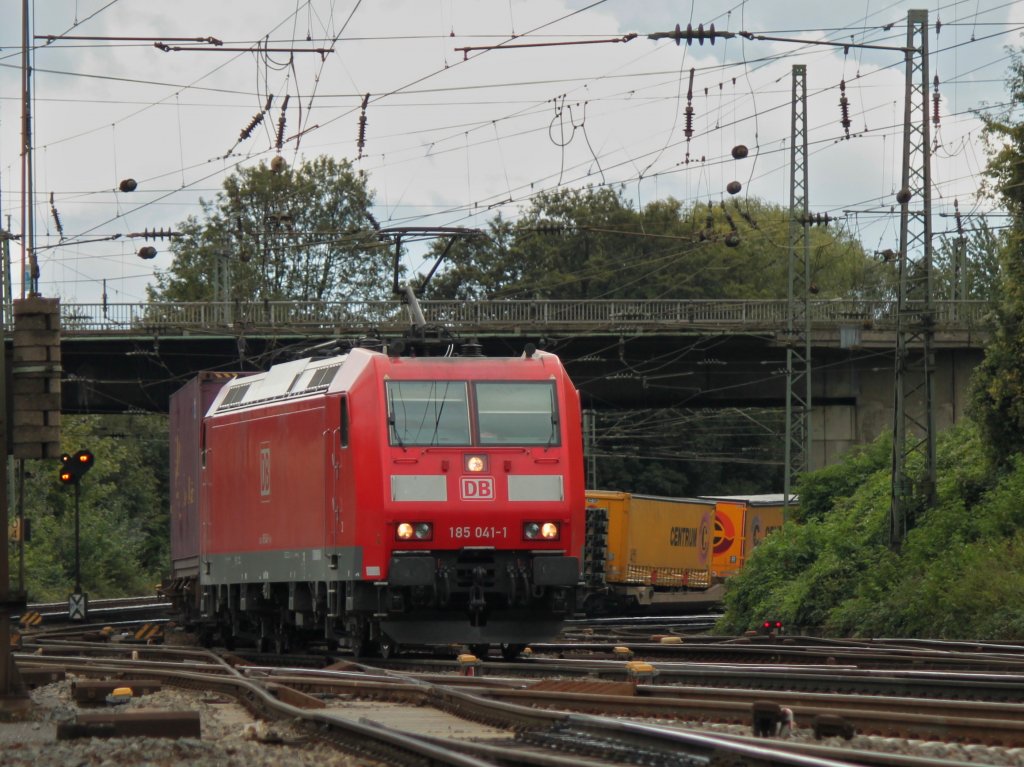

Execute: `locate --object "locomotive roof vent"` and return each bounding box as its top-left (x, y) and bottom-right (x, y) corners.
top-left (306, 364), bottom-right (341, 390)
top-left (461, 341), bottom-right (483, 357)
top-left (221, 384), bottom-right (250, 407)
top-left (359, 336), bottom-right (384, 351)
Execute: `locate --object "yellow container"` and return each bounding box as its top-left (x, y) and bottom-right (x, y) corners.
top-left (586, 491), bottom-right (713, 585)
top-left (702, 495), bottom-right (789, 578)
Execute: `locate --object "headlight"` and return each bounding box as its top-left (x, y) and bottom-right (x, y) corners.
top-left (524, 521), bottom-right (559, 541)
top-left (465, 454), bottom-right (487, 472)
top-left (396, 522), bottom-right (433, 541)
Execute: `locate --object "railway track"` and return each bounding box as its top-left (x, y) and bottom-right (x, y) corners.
top-left (15, 596), bottom-right (172, 630)
top-left (11, 640), bottom-right (852, 766)
top-left (11, 620), bottom-right (1024, 765)
top-left (532, 637), bottom-right (1024, 673)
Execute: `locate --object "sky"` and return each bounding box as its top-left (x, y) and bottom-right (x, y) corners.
top-left (0, 0), bottom-right (1020, 306)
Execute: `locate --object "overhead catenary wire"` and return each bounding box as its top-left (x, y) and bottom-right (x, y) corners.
top-left (6, 1), bottom-right (1016, 302)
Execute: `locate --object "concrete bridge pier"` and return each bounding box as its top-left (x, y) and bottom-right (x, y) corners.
top-left (811, 348), bottom-right (981, 470)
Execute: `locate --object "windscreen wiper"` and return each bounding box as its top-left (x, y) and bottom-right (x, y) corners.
top-left (388, 411), bottom-right (407, 452)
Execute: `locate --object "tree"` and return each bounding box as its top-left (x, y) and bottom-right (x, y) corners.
top-left (932, 220), bottom-right (1003, 303)
top-left (422, 186), bottom-right (889, 302)
top-left (149, 155), bottom-right (392, 303)
top-left (970, 49), bottom-right (1024, 465)
top-left (418, 187), bottom-right (886, 497)
top-left (18, 415), bottom-right (169, 601)
top-left (591, 407), bottom-right (784, 496)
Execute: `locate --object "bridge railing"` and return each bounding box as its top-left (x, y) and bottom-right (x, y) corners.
top-left (56, 298), bottom-right (991, 334)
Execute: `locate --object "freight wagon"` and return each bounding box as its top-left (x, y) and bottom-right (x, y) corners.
top-left (582, 490), bottom-right (714, 613)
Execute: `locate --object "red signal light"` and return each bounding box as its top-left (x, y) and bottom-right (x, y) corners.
top-left (58, 450), bottom-right (94, 486)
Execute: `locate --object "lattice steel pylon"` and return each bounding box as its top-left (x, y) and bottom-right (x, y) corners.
top-left (784, 64), bottom-right (812, 512)
top-left (890, 9), bottom-right (936, 548)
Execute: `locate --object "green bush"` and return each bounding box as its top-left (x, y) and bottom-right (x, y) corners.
top-left (717, 420), bottom-right (1024, 639)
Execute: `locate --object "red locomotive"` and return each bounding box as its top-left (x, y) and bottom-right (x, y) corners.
top-left (167, 345), bottom-right (584, 657)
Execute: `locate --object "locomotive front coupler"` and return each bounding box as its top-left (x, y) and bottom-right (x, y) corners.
top-left (468, 565), bottom-right (488, 612)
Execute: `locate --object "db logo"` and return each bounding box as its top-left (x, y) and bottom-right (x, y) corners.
top-left (460, 477), bottom-right (495, 500)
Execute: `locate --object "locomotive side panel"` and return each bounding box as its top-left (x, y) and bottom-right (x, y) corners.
top-left (336, 367), bottom-right (390, 577)
top-left (204, 400), bottom-right (332, 584)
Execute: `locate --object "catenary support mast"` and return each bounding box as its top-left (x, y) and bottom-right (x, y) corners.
top-left (890, 9), bottom-right (936, 547)
top-left (784, 64), bottom-right (812, 512)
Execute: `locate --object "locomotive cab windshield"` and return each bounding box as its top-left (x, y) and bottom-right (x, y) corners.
top-left (387, 379), bottom-right (559, 447)
top-left (476, 381), bottom-right (559, 446)
top-left (386, 381), bottom-right (471, 445)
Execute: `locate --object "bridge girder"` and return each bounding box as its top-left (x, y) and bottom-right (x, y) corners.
top-left (54, 330), bottom-right (976, 415)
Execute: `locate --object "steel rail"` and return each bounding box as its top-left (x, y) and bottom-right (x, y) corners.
top-left (397, 727), bottom-right (976, 767)
top-left (14, 646), bottom-right (862, 766)
top-left (16, 655), bottom-right (497, 767)
top-left (365, 655), bottom-right (1024, 702)
top-left (527, 639), bottom-right (1024, 672)
top-left (238, 664), bottom-right (1024, 747)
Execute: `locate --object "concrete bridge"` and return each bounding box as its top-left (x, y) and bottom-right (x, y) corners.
top-left (54, 298), bottom-right (989, 469)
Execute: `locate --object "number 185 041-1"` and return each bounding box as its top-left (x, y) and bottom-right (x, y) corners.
top-left (449, 526), bottom-right (508, 539)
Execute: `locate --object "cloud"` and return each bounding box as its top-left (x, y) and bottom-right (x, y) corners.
top-left (0, 1), bottom-right (1013, 302)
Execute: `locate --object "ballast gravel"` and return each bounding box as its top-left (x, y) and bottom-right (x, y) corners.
top-left (0, 674), bottom-right (375, 767)
top-left (6, 671), bottom-right (1024, 766)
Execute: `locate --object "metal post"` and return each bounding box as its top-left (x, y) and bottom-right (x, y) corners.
top-left (74, 483), bottom-right (81, 593)
top-left (784, 64), bottom-right (812, 515)
top-left (890, 9), bottom-right (936, 548)
top-left (16, 464), bottom-right (24, 593)
top-left (20, 0), bottom-right (38, 297)
top-left (0, 159), bottom-right (28, 718)
top-left (67, 480), bottom-right (88, 622)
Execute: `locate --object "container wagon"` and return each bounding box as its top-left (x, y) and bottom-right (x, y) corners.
top-left (583, 490), bottom-right (713, 614)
